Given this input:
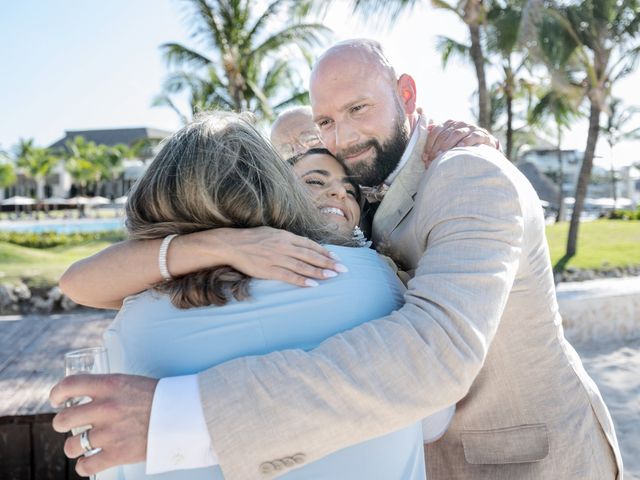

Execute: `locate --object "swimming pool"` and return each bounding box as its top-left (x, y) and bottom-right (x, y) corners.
top-left (0, 218), bottom-right (125, 234)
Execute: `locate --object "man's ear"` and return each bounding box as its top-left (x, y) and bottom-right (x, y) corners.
top-left (396, 74), bottom-right (417, 114)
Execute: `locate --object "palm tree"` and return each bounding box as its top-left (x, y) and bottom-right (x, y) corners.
top-left (537, 0), bottom-right (640, 257)
top-left (0, 148), bottom-right (15, 201)
top-left (0, 163), bottom-right (17, 192)
top-left (95, 144), bottom-right (129, 198)
top-left (484, 0), bottom-right (532, 159)
top-left (529, 87), bottom-right (583, 222)
top-left (434, 0), bottom-right (491, 129)
top-left (348, 0), bottom-right (491, 129)
top-left (155, 0), bottom-right (330, 123)
top-left (15, 139), bottom-right (61, 201)
top-left (64, 136), bottom-right (102, 196)
top-left (600, 98), bottom-right (640, 211)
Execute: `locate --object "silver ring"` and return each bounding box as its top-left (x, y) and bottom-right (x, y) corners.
top-left (80, 430), bottom-right (94, 453)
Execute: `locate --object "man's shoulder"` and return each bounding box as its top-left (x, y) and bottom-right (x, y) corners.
top-left (420, 145), bottom-right (530, 195)
top-left (432, 144), bottom-right (511, 172)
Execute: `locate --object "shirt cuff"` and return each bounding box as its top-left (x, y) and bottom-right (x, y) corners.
top-left (146, 374), bottom-right (219, 474)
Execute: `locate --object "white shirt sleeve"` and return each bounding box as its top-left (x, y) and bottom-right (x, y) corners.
top-left (146, 374), bottom-right (219, 474)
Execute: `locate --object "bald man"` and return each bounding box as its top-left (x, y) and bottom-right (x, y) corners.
top-left (270, 106), bottom-right (323, 159)
top-left (51, 39), bottom-right (621, 480)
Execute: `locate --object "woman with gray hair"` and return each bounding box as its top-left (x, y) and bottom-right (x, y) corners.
top-left (85, 112), bottom-right (451, 480)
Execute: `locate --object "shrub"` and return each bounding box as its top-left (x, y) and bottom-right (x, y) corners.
top-left (606, 209), bottom-right (636, 220)
top-left (0, 230), bottom-right (126, 248)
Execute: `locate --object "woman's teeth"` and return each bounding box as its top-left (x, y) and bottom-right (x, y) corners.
top-left (320, 207), bottom-right (345, 217)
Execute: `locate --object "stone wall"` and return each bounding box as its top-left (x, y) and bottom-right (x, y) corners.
top-left (0, 282), bottom-right (77, 315)
top-left (557, 277), bottom-right (640, 344)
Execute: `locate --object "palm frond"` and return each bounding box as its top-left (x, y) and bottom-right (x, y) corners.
top-left (251, 23), bottom-right (331, 59)
top-left (186, 0), bottom-right (227, 54)
top-left (435, 36), bottom-right (470, 68)
top-left (160, 43), bottom-right (212, 70)
top-left (243, 0), bottom-right (288, 50)
top-left (152, 94), bottom-right (190, 124)
top-left (273, 90), bottom-right (310, 111)
top-left (349, 0), bottom-right (422, 26)
top-left (430, 0), bottom-right (459, 16)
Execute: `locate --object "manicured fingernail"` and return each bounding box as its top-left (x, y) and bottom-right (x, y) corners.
top-left (305, 279), bottom-right (319, 287)
top-left (334, 263), bottom-right (349, 273)
top-left (323, 269), bottom-right (338, 278)
top-left (329, 252), bottom-right (341, 260)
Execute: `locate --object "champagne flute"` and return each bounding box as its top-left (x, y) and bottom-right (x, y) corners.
top-left (64, 346), bottom-right (109, 479)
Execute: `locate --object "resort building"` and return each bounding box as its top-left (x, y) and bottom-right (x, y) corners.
top-left (3, 127), bottom-right (172, 200)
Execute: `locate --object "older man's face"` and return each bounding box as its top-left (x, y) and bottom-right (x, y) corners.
top-left (310, 52), bottom-right (409, 187)
top-left (270, 111), bottom-right (323, 159)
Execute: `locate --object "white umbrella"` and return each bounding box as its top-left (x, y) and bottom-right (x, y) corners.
top-left (87, 196), bottom-right (111, 206)
top-left (66, 196), bottom-right (92, 206)
top-left (114, 195), bottom-right (128, 205)
top-left (42, 197), bottom-right (70, 205)
top-left (1, 196), bottom-right (36, 206)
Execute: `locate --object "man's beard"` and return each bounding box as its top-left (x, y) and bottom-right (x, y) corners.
top-left (336, 117), bottom-right (410, 187)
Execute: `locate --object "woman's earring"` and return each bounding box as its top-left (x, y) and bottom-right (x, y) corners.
top-left (352, 226), bottom-right (372, 248)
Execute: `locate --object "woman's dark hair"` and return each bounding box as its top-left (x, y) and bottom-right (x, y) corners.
top-left (286, 148), bottom-right (362, 204)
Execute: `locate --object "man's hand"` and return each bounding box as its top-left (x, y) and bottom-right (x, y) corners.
top-left (423, 119), bottom-right (501, 167)
top-left (50, 374), bottom-right (158, 477)
top-left (196, 226), bottom-right (347, 288)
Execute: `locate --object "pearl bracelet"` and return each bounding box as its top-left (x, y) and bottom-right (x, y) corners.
top-left (158, 234), bottom-right (178, 281)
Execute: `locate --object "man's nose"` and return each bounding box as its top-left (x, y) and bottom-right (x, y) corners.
top-left (334, 121), bottom-right (359, 153)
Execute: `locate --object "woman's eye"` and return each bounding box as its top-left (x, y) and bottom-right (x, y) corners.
top-left (305, 179), bottom-right (325, 187)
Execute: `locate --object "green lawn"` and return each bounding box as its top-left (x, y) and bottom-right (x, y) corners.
top-left (0, 220), bottom-right (638, 286)
top-left (0, 240), bottom-right (113, 286)
top-left (546, 220), bottom-right (640, 270)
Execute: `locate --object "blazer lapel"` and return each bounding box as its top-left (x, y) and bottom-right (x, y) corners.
top-left (372, 117), bottom-right (429, 245)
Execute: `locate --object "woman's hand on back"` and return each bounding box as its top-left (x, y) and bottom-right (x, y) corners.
top-left (422, 118), bottom-right (501, 167)
top-left (191, 227), bottom-right (347, 288)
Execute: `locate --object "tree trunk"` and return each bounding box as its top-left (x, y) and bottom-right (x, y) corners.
top-left (36, 179), bottom-right (45, 202)
top-left (566, 100), bottom-right (601, 257)
top-left (505, 83), bottom-right (514, 160)
top-left (469, 23), bottom-right (490, 130)
top-left (556, 134), bottom-right (564, 222)
top-left (610, 162), bottom-right (617, 213)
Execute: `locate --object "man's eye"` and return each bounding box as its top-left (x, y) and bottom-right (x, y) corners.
top-left (317, 119), bottom-right (332, 128)
top-left (351, 104), bottom-right (366, 113)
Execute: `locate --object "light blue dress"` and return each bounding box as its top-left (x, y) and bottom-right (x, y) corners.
top-left (103, 246), bottom-right (439, 480)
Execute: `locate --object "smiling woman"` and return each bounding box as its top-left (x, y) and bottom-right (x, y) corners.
top-left (287, 147), bottom-right (362, 237)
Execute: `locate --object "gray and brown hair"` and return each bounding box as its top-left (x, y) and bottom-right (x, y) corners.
top-left (126, 112), bottom-right (353, 308)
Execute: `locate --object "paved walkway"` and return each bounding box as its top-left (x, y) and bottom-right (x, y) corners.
top-left (0, 310), bottom-right (114, 416)
top-left (575, 335), bottom-right (640, 480)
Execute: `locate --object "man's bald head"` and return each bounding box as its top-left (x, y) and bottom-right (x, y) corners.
top-left (270, 106), bottom-right (322, 159)
top-left (311, 39), bottom-right (397, 87)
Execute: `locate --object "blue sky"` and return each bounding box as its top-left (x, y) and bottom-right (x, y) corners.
top-left (2, 0), bottom-right (639, 166)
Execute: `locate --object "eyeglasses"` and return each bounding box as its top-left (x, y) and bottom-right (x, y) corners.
top-left (277, 131), bottom-right (323, 158)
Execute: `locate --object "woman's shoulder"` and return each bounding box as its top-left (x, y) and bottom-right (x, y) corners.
top-left (116, 289), bottom-right (175, 319)
top-left (322, 245), bottom-right (379, 262)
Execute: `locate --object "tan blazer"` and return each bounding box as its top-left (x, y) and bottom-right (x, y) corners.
top-left (199, 117), bottom-right (622, 480)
